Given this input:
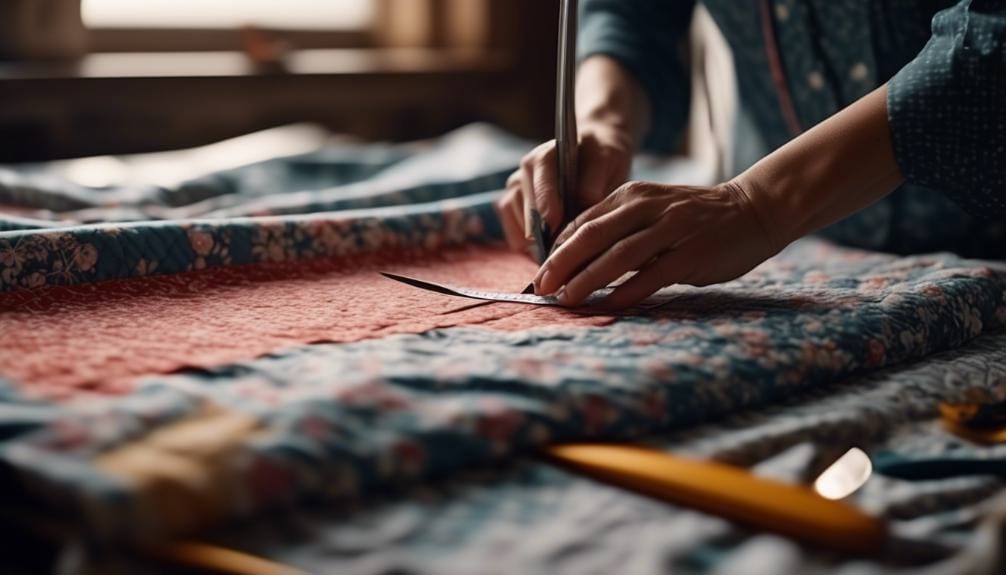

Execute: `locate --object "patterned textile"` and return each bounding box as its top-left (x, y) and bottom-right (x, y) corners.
top-left (887, 0), bottom-right (1006, 216)
top-left (1, 244), bottom-right (618, 397)
top-left (1, 126), bottom-right (1005, 572)
top-left (207, 333), bottom-right (1006, 575)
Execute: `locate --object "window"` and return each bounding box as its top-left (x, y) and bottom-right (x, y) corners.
top-left (82, 0), bottom-right (375, 30)
top-left (82, 0), bottom-right (377, 52)
top-left (0, 0), bottom-right (547, 163)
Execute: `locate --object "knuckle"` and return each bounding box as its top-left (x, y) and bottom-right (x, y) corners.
top-left (533, 182), bottom-right (556, 202)
top-left (608, 240), bottom-right (634, 262)
top-left (614, 182), bottom-right (644, 202)
top-left (578, 219), bottom-right (603, 238)
top-left (532, 142), bottom-right (554, 160)
top-left (640, 186), bottom-right (663, 200)
top-left (571, 212), bottom-right (587, 230)
top-left (553, 226), bottom-right (574, 246)
top-left (621, 181), bottom-right (646, 194)
top-left (533, 152), bottom-right (554, 169)
top-left (571, 211), bottom-right (592, 232)
top-left (601, 192), bottom-right (621, 209)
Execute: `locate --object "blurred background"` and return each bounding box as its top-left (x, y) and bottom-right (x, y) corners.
top-left (0, 0), bottom-right (561, 162)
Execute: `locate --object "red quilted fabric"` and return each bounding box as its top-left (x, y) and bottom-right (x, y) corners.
top-left (0, 247), bottom-right (613, 399)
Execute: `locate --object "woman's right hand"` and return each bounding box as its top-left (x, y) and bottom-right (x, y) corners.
top-left (496, 122), bottom-right (635, 255)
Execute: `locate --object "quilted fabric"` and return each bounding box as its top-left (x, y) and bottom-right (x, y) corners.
top-left (0, 125), bottom-right (1005, 553)
top-left (208, 334), bottom-right (1006, 575)
top-left (0, 246), bottom-right (612, 397)
top-left (4, 237), bottom-right (1006, 542)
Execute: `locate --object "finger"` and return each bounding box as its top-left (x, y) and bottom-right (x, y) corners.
top-left (496, 192), bottom-right (526, 252)
top-left (500, 172), bottom-right (527, 248)
top-left (601, 249), bottom-right (696, 310)
top-left (509, 192), bottom-right (529, 253)
top-left (518, 143), bottom-right (559, 238)
top-left (559, 225), bottom-right (669, 306)
top-left (551, 180), bottom-right (651, 251)
top-left (550, 191), bottom-right (619, 251)
top-left (531, 146), bottom-right (562, 230)
top-left (505, 170), bottom-right (522, 194)
top-left (535, 203), bottom-right (651, 295)
top-left (519, 160), bottom-right (537, 240)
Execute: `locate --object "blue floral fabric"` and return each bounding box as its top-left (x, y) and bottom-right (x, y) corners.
top-left (0, 194), bottom-right (502, 291)
top-left (207, 334), bottom-right (1006, 575)
top-left (0, 125), bottom-right (525, 291)
top-left (0, 126), bottom-right (1005, 571)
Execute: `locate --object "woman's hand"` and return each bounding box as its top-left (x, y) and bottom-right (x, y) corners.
top-left (496, 122), bottom-right (634, 254)
top-left (496, 54), bottom-right (652, 256)
top-left (532, 180), bottom-right (780, 309)
top-left (532, 83), bottom-right (905, 309)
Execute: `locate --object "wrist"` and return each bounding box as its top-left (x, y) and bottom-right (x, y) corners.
top-left (719, 178), bottom-right (792, 254)
top-left (730, 85), bottom-right (903, 250)
top-left (576, 55), bottom-right (651, 147)
top-left (578, 119), bottom-right (636, 154)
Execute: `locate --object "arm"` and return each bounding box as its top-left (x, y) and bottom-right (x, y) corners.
top-left (496, 57), bottom-right (642, 252)
top-left (734, 85), bottom-right (904, 254)
top-left (534, 0), bottom-right (1006, 308)
top-left (497, 0), bottom-right (696, 251)
top-left (575, 55), bottom-right (651, 151)
top-left (534, 84), bottom-right (905, 308)
top-left (578, 0), bottom-right (696, 152)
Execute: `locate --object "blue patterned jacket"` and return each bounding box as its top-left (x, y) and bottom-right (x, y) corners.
top-left (580, 0), bottom-right (1006, 256)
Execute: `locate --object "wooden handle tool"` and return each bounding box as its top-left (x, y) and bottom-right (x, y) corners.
top-left (545, 444), bottom-right (888, 555)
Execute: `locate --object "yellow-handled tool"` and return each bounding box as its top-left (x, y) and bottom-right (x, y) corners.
top-left (545, 443), bottom-right (887, 555)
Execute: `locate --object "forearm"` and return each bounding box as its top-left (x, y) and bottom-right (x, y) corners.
top-left (576, 55), bottom-right (652, 147)
top-left (732, 84), bottom-right (904, 251)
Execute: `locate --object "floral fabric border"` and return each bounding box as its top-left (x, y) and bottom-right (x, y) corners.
top-left (0, 193), bottom-right (502, 293)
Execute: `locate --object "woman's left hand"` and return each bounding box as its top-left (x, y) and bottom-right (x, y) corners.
top-left (532, 180), bottom-right (781, 309)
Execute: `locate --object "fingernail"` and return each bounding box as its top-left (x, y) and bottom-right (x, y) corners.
top-left (555, 287), bottom-right (568, 305)
top-left (536, 269), bottom-right (553, 294)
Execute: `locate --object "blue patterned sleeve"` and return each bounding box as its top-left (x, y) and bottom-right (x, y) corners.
top-left (579, 0), bottom-right (697, 153)
top-left (887, 0), bottom-right (1006, 218)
